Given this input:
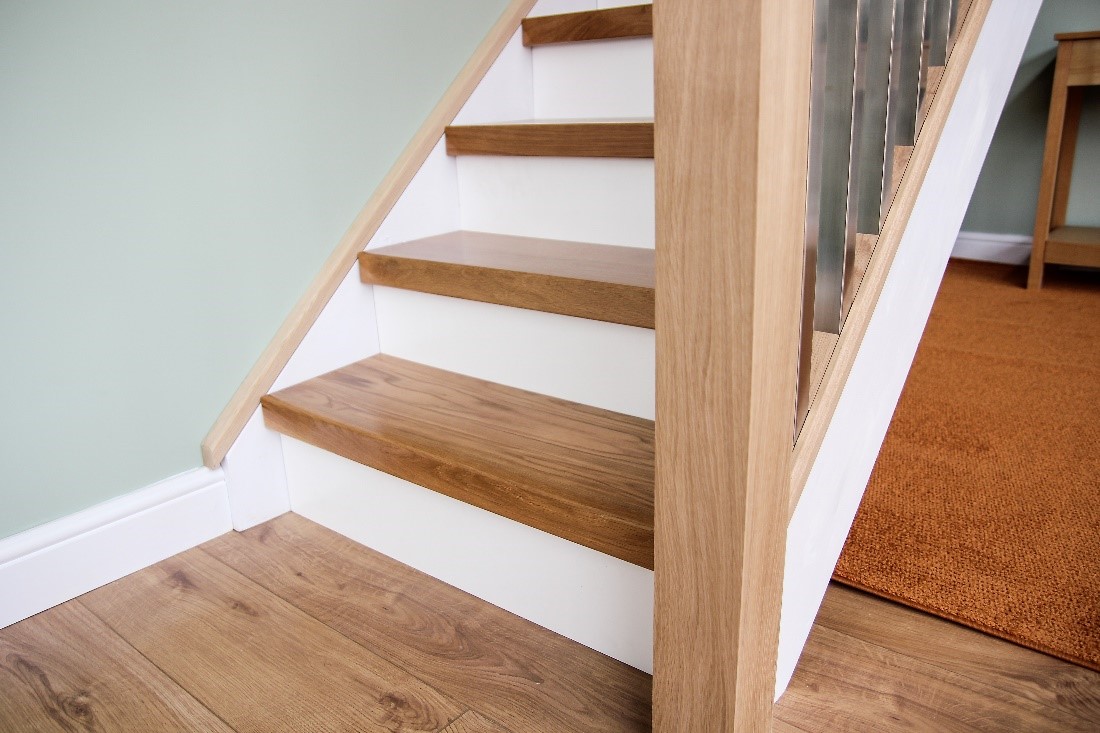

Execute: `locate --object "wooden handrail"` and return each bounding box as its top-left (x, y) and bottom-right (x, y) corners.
top-left (653, 1), bottom-right (812, 729)
top-left (200, 0), bottom-right (538, 468)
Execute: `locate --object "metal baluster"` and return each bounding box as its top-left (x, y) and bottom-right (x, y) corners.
top-left (883, 0), bottom-right (925, 231)
top-left (812, 0), bottom-right (861, 335)
top-left (927, 0), bottom-right (953, 67)
top-left (854, 0), bottom-right (897, 239)
top-left (797, 0), bottom-right (832, 432)
top-left (947, 0), bottom-right (961, 60)
top-left (841, 0), bottom-right (873, 322)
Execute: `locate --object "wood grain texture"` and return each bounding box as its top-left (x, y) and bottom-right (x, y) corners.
top-left (886, 145), bottom-right (914, 214)
top-left (776, 623), bottom-right (1099, 732)
top-left (206, 513), bottom-right (652, 732)
top-left (359, 230), bottom-right (654, 328)
top-left (199, 0), bottom-right (538, 468)
top-left (445, 121), bottom-right (654, 158)
top-left (261, 355), bottom-right (655, 568)
top-left (653, 0), bottom-right (811, 729)
top-left (0, 602), bottom-right (233, 732)
top-left (1045, 226), bottom-right (1100, 267)
top-left (1066, 38), bottom-right (1100, 86)
top-left (1032, 33), bottom-right (1100, 287)
top-left (1049, 88), bottom-right (1083, 230)
top-left (842, 233), bottom-right (879, 320)
top-left (807, 330), bottom-right (840, 416)
top-left (918, 65), bottom-right (945, 131)
top-left (1055, 30), bottom-right (1100, 42)
top-left (816, 585), bottom-right (1100, 723)
top-left (790, 0), bottom-right (993, 513)
top-left (5, 517), bottom-right (1097, 732)
top-left (79, 547), bottom-right (464, 732)
top-left (522, 5), bottom-right (652, 46)
top-left (1030, 37), bottom-right (1075, 290)
top-left (440, 711), bottom-right (513, 733)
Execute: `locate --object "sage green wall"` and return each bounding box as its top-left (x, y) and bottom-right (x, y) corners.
top-left (0, 0), bottom-right (510, 539)
top-left (963, 0), bottom-right (1100, 235)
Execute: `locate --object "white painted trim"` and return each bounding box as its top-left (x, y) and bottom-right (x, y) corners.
top-left (0, 468), bottom-right (232, 628)
top-left (952, 230), bottom-right (1032, 264)
top-left (223, 408), bottom-right (291, 531)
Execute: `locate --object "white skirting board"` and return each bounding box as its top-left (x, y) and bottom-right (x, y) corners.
top-left (952, 231), bottom-right (1032, 264)
top-left (283, 436), bottom-right (656, 673)
top-left (0, 468), bottom-right (232, 629)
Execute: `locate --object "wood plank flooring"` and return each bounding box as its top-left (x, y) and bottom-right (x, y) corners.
top-left (2, 514), bottom-right (1098, 732)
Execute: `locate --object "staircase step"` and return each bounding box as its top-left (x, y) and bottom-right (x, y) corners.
top-left (523, 5), bottom-right (653, 47)
top-left (445, 121), bottom-right (653, 158)
top-left (359, 231), bottom-right (654, 328)
top-left (262, 355), bottom-right (655, 569)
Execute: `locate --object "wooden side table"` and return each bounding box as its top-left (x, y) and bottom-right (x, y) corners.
top-left (1028, 30), bottom-right (1100, 290)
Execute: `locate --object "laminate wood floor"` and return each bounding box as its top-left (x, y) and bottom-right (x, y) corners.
top-left (2, 513), bottom-right (1098, 732)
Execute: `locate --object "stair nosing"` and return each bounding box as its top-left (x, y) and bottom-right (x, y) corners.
top-left (358, 231), bottom-right (655, 328)
top-left (522, 5), bottom-right (653, 47)
top-left (262, 356), bottom-right (654, 568)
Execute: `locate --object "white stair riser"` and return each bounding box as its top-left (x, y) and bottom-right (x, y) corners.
top-left (284, 438), bottom-right (655, 673)
top-left (533, 38), bottom-right (653, 119)
top-left (457, 156), bottom-right (654, 247)
top-left (374, 286), bottom-right (655, 419)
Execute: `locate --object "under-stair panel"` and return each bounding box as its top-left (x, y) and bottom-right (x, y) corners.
top-left (374, 287), bottom-right (655, 418)
top-left (533, 37), bottom-right (653, 118)
top-left (456, 156), bottom-right (655, 247)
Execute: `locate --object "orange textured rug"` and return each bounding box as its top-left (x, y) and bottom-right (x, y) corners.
top-left (834, 259), bottom-right (1100, 671)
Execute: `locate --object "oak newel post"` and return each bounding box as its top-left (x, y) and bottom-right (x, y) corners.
top-left (653, 1), bottom-right (812, 729)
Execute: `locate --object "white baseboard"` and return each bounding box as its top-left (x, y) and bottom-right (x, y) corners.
top-left (0, 468), bottom-right (232, 628)
top-left (952, 230), bottom-right (1032, 264)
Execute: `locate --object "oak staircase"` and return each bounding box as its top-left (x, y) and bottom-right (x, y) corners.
top-left (266, 7), bottom-right (665, 582)
top-left (263, 0), bottom-right (958, 583)
top-left (199, 0), bottom-right (1032, 728)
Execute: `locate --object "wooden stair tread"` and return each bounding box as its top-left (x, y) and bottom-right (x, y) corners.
top-left (359, 231), bottom-right (654, 328)
top-left (445, 121), bottom-right (653, 158)
top-left (522, 5), bottom-right (653, 47)
top-left (262, 355), bottom-right (655, 569)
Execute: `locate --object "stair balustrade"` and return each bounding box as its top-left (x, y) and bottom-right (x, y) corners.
top-left (796, 0), bottom-right (959, 432)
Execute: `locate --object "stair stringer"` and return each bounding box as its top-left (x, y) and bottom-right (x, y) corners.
top-left (776, 0), bottom-right (1043, 696)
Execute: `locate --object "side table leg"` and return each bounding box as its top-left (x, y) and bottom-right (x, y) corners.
top-left (1029, 43), bottom-right (1073, 290)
